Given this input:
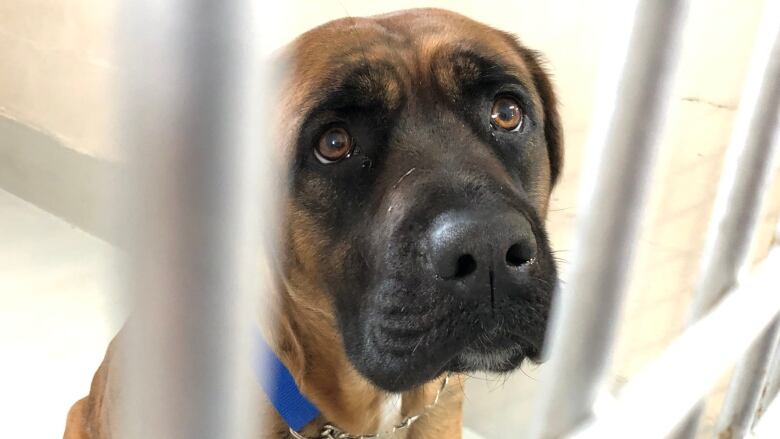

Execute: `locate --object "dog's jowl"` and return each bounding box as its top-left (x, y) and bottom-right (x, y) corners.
top-left (65, 8), bottom-right (563, 439)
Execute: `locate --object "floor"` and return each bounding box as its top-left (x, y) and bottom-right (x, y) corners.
top-left (0, 189), bottom-right (123, 439)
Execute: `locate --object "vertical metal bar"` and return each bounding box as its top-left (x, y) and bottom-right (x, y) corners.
top-left (672, 4), bottom-right (780, 436)
top-left (756, 328), bottom-right (780, 425)
top-left (753, 383), bottom-right (780, 437)
top-left (529, 1), bottom-right (688, 438)
top-left (716, 320), bottom-right (780, 438)
top-left (717, 223), bottom-right (780, 438)
top-left (116, 1), bottom-right (270, 438)
top-left (568, 246), bottom-right (780, 439)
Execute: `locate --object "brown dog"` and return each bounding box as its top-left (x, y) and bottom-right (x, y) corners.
top-left (65, 8), bottom-right (562, 438)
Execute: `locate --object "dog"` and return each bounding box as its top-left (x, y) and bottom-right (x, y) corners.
top-left (65, 8), bottom-right (562, 438)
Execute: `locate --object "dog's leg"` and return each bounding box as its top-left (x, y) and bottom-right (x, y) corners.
top-left (64, 397), bottom-right (91, 439)
top-left (63, 331), bottom-right (122, 439)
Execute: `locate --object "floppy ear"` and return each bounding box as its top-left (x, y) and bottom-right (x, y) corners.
top-left (511, 42), bottom-right (564, 187)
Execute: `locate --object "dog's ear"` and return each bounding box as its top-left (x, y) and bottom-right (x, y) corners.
top-left (508, 39), bottom-right (563, 187)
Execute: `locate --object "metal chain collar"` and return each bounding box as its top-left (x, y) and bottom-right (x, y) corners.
top-left (288, 374), bottom-right (450, 439)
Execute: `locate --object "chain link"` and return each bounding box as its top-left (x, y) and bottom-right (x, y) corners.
top-left (288, 374), bottom-right (450, 439)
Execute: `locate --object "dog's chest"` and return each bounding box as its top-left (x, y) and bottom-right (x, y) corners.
top-left (377, 393), bottom-right (403, 434)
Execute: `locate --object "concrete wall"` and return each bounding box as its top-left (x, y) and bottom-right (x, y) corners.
top-left (0, 0), bottom-right (118, 158)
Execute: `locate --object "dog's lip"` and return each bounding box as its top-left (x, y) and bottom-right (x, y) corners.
top-left (370, 297), bottom-right (546, 353)
top-left (463, 324), bottom-right (544, 361)
top-left (448, 343), bottom-right (531, 373)
top-left (361, 327), bottom-right (464, 390)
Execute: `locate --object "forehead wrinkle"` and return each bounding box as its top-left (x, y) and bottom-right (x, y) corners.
top-left (294, 43), bottom-right (411, 110)
top-left (445, 47), bottom-right (532, 86)
top-left (425, 50), bottom-right (525, 109)
top-left (427, 39), bottom-right (546, 126)
top-left (330, 62), bottom-right (405, 110)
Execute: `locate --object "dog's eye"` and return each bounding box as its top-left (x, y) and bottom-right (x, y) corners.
top-left (490, 96), bottom-right (523, 131)
top-left (315, 127), bottom-right (353, 163)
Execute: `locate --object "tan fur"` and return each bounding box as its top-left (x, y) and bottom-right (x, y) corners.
top-left (65, 8), bottom-right (561, 438)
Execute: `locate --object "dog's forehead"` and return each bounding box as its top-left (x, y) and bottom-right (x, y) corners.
top-left (282, 10), bottom-right (535, 104)
top-left (272, 9), bottom-right (544, 158)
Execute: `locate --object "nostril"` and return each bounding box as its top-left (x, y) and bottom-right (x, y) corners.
top-left (454, 254), bottom-right (477, 278)
top-left (505, 241), bottom-right (536, 267)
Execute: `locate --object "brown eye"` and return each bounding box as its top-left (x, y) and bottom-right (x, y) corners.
top-left (315, 127), bottom-right (353, 163)
top-left (490, 96), bottom-right (524, 131)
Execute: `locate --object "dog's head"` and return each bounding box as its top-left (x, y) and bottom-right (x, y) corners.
top-left (277, 8), bottom-right (562, 392)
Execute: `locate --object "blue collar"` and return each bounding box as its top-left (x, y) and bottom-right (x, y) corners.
top-left (253, 332), bottom-right (320, 431)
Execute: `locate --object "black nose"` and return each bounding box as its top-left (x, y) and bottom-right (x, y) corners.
top-left (428, 211), bottom-right (537, 293)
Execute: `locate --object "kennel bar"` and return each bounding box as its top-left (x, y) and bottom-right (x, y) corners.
top-left (757, 320), bottom-right (780, 424)
top-left (754, 382), bottom-right (780, 437)
top-left (569, 245), bottom-right (780, 439)
top-left (717, 225), bottom-right (780, 438)
top-left (754, 303), bottom-right (780, 436)
top-left (529, 1), bottom-right (689, 438)
top-left (672, 5), bottom-right (780, 436)
top-left (117, 1), bottom-right (268, 438)
top-left (716, 319), bottom-right (780, 438)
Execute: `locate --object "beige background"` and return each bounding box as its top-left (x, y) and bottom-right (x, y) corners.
top-left (1, 0), bottom-right (779, 438)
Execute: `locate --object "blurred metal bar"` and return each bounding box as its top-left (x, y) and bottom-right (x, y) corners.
top-left (717, 221), bottom-right (780, 438)
top-left (756, 332), bottom-right (780, 424)
top-left (570, 246), bottom-right (780, 439)
top-left (529, 1), bottom-right (689, 438)
top-left (672, 4), bottom-right (780, 436)
top-left (116, 1), bottom-right (270, 438)
top-left (716, 319), bottom-right (780, 438)
top-left (754, 307), bottom-right (780, 436)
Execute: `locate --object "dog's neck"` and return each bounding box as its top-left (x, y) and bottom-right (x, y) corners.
top-left (271, 286), bottom-right (397, 436)
top-left (266, 279), bottom-right (463, 439)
